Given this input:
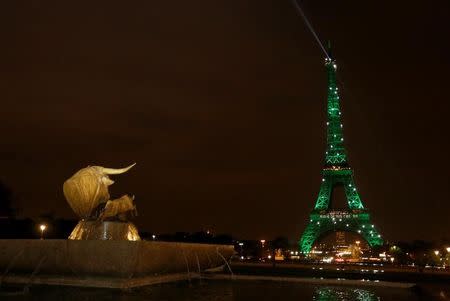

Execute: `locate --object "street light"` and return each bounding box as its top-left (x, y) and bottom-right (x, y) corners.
top-left (238, 242), bottom-right (244, 260)
top-left (260, 240), bottom-right (266, 260)
top-left (152, 234), bottom-right (156, 240)
top-left (39, 224), bottom-right (47, 240)
top-left (434, 250), bottom-right (440, 256)
top-left (446, 247), bottom-right (450, 253)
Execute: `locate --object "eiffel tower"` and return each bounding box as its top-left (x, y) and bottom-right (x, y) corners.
top-left (299, 54), bottom-right (384, 255)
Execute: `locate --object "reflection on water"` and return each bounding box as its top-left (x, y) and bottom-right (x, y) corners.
top-left (0, 280), bottom-right (439, 301)
top-left (314, 287), bottom-right (378, 301)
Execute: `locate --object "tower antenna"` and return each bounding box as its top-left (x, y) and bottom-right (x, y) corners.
top-left (292, 0), bottom-right (330, 59)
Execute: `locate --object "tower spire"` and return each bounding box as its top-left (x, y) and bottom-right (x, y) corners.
top-left (326, 40), bottom-right (333, 59)
top-left (324, 57), bottom-right (348, 166)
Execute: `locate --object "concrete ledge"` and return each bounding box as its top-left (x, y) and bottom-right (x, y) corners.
top-left (1, 272), bottom-right (199, 289)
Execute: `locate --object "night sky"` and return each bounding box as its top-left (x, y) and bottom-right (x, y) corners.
top-left (0, 0), bottom-right (449, 242)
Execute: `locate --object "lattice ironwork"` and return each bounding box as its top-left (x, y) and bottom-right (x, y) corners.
top-left (299, 57), bottom-right (384, 255)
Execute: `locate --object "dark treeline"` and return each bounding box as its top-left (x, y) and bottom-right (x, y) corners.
top-left (0, 216), bottom-right (77, 239)
top-left (0, 181), bottom-right (15, 218)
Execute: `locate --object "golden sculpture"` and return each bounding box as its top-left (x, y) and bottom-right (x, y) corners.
top-left (63, 163), bottom-right (140, 240)
top-left (99, 195), bottom-right (136, 221)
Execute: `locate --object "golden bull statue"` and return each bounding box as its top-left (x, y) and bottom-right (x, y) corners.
top-left (63, 163), bottom-right (140, 240)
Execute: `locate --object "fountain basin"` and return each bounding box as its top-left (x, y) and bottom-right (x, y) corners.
top-left (0, 239), bottom-right (234, 288)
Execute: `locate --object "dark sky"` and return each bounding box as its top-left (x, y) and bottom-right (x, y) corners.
top-left (0, 0), bottom-right (449, 242)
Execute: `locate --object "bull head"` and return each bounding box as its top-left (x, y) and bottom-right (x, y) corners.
top-left (63, 163), bottom-right (136, 219)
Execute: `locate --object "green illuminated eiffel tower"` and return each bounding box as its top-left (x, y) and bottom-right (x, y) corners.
top-left (299, 55), bottom-right (384, 254)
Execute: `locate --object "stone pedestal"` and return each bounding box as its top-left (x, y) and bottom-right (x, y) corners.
top-left (69, 220), bottom-right (141, 241)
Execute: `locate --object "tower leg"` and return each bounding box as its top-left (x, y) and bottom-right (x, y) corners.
top-left (299, 222), bottom-right (320, 255)
top-left (299, 213), bottom-right (383, 255)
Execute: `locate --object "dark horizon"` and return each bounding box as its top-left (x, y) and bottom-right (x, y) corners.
top-left (0, 0), bottom-right (449, 242)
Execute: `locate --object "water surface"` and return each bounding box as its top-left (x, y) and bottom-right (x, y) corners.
top-left (1, 280), bottom-right (441, 301)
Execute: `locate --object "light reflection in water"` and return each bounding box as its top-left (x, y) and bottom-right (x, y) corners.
top-left (313, 287), bottom-right (380, 301)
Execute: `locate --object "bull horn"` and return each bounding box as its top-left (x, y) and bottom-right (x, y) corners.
top-left (101, 163), bottom-right (136, 175)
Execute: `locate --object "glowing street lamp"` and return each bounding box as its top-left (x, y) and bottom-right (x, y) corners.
top-left (446, 247), bottom-right (450, 253)
top-left (152, 234), bottom-right (156, 240)
top-left (434, 250), bottom-right (440, 256)
top-left (39, 224), bottom-right (47, 240)
top-left (238, 242), bottom-right (244, 259)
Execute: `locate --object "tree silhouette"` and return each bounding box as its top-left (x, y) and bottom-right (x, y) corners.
top-left (270, 236), bottom-right (290, 251)
top-left (0, 181), bottom-right (15, 217)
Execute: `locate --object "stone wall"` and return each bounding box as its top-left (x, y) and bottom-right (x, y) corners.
top-left (0, 240), bottom-right (234, 278)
